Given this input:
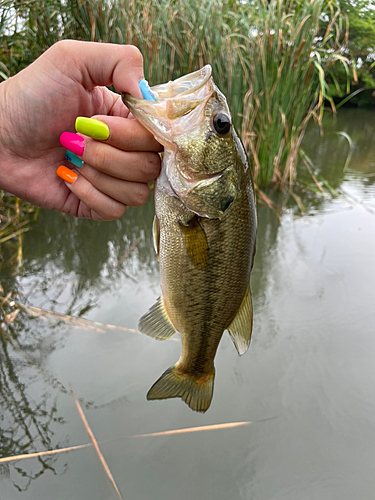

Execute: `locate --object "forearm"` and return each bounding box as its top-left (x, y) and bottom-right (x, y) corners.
top-left (0, 79), bottom-right (12, 157)
top-left (0, 79), bottom-right (15, 193)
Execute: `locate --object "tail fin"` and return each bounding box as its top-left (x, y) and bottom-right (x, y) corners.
top-left (147, 365), bottom-right (215, 413)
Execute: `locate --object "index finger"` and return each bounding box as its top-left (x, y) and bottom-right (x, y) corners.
top-left (79, 115), bottom-right (163, 152)
top-left (47, 41), bottom-right (145, 98)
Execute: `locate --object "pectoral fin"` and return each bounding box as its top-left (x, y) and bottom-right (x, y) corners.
top-left (138, 296), bottom-right (176, 340)
top-left (179, 216), bottom-right (208, 269)
top-left (227, 284), bottom-right (253, 356)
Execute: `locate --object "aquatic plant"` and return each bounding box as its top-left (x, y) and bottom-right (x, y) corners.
top-left (0, 0), bottom-right (354, 188)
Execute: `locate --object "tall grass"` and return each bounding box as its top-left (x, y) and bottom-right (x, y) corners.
top-left (239, 0), bottom-right (352, 188)
top-left (0, 193), bottom-right (38, 274)
top-left (0, 0), bottom-right (353, 188)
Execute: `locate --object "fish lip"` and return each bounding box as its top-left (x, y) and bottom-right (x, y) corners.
top-left (123, 65), bottom-right (212, 106)
top-left (122, 65), bottom-right (213, 148)
top-left (152, 64), bottom-right (212, 98)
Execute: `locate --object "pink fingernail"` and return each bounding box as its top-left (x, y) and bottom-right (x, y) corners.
top-left (59, 132), bottom-right (85, 156)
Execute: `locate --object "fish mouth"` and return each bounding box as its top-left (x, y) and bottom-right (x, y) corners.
top-left (122, 65), bottom-right (213, 148)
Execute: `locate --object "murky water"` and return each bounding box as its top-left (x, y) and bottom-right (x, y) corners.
top-left (1, 109), bottom-right (375, 499)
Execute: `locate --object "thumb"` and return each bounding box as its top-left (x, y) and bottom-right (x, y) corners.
top-left (47, 40), bottom-right (145, 99)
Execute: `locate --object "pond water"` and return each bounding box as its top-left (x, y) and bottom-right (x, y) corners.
top-left (1, 109), bottom-right (375, 500)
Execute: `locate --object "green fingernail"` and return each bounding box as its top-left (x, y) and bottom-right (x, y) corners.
top-left (75, 117), bottom-right (109, 140)
top-left (65, 150), bottom-right (84, 168)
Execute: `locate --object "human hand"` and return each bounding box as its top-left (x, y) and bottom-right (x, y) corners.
top-left (0, 40), bottom-right (162, 220)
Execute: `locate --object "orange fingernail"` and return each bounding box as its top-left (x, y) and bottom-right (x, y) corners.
top-left (56, 165), bottom-right (78, 184)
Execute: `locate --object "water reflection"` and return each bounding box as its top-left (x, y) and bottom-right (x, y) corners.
top-left (17, 198), bottom-right (158, 318)
top-left (0, 109), bottom-right (374, 498)
top-left (0, 304), bottom-right (67, 491)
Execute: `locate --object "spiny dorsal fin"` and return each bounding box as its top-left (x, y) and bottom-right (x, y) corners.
top-left (147, 365), bottom-right (215, 413)
top-left (178, 216), bottom-right (208, 269)
top-left (227, 284), bottom-right (253, 356)
top-left (138, 297), bottom-right (176, 340)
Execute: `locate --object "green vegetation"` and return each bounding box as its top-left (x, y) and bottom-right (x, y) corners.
top-left (0, 0), bottom-right (369, 189)
top-left (0, 193), bottom-right (38, 275)
top-left (330, 0), bottom-right (375, 107)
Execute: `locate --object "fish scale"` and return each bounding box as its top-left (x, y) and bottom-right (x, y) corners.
top-left (122, 65), bottom-right (257, 412)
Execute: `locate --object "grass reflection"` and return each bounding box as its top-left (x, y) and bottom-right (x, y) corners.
top-left (0, 305), bottom-right (65, 490)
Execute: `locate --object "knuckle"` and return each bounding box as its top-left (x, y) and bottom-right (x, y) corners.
top-left (129, 183), bottom-right (150, 207)
top-left (124, 45), bottom-right (143, 67)
top-left (139, 153), bottom-right (161, 182)
top-left (51, 39), bottom-right (76, 56)
top-left (92, 202), bottom-right (126, 221)
top-left (143, 153), bottom-right (161, 180)
top-left (84, 164), bottom-right (102, 185)
top-left (92, 144), bottom-right (109, 170)
top-left (106, 203), bottom-right (126, 220)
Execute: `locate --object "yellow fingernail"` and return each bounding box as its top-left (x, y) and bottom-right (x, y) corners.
top-left (75, 117), bottom-right (109, 140)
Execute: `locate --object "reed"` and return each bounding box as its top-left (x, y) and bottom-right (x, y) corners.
top-left (0, 193), bottom-right (38, 274)
top-left (0, 0), bottom-right (353, 188)
top-left (239, 0), bottom-right (352, 188)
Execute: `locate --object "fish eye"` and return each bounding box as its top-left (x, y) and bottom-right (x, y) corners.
top-left (212, 113), bottom-right (231, 135)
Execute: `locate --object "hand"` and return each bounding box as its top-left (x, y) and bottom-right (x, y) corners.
top-left (0, 40), bottom-right (162, 220)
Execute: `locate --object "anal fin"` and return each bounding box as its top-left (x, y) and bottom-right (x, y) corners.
top-left (227, 284), bottom-right (253, 356)
top-left (138, 296), bottom-right (176, 340)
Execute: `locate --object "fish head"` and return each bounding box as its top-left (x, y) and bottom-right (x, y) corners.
top-left (122, 65), bottom-right (248, 219)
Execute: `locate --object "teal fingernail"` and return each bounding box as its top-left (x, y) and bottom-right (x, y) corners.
top-left (65, 150), bottom-right (84, 168)
top-left (139, 79), bottom-right (158, 101)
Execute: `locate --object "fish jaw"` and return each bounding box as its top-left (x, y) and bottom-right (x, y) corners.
top-left (122, 65), bottom-right (213, 149)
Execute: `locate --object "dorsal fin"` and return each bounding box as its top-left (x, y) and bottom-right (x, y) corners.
top-left (138, 297), bottom-right (176, 340)
top-left (227, 284), bottom-right (253, 356)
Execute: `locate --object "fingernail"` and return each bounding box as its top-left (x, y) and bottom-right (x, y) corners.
top-left (75, 117), bottom-right (109, 140)
top-left (65, 150), bottom-right (84, 168)
top-left (60, 132), bottom-right (85, 156)
top-left (56, 165), bottom-right (78, 184)
top-left (139, 79), bottom-right (158, 101)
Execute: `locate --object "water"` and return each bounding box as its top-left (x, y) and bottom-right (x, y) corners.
top-left (1, 109), bottom-right (375, 499)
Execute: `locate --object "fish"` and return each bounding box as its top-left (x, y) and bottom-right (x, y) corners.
top-left (122, 65), bottom-right (257, 413)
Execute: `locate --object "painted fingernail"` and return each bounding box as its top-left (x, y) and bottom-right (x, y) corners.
top-left (65, 150), bottom-right (84, 168)
top-left (75, 117), bottom-right (109, 140)
top-left (56, 165), bottom-right (78, 184)
top-left (139, 79), bottom-right (158, 101)
top-left (60, 132), bottom-right (85, 156)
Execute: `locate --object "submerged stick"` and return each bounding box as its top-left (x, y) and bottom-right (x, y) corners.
top-left (0, 417), bottom-right (278, 464)
top-left (131, 421), bottom-right (251, 438)
top-left (72, 388), bottom-right (123, 500)
top-left (117, 236), bottom-right (142, 267)
top-left (0, 443), bottom-right (91, 464)
top-left (0, 297), bottom-right (139, 334)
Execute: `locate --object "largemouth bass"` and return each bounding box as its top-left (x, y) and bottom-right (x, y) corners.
top-left (122, 65), bottom-right (257, 413)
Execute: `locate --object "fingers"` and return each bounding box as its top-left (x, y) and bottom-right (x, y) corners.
top-left (58, 115), bottom-right (161, 220)
top-left (72, 163), bottom-right (151, 206)
top-left (48, 40), bottom-right (145, 98)
top-left (60, 119), bottom-right (162, 183)
top-left (79, 115), bottom-right (163, 152)
top-left (82, 143), bottom-right (161, 183)
top-left (56, 166), bottom-right (127, 220)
